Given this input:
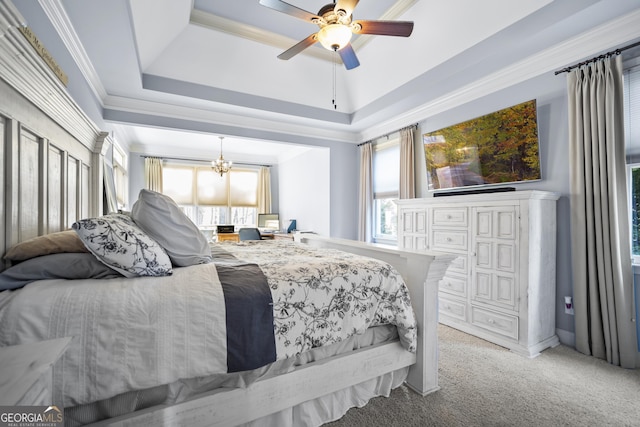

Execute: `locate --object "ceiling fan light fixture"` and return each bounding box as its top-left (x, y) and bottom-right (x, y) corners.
top-left (317, 24), bottom-right (352, 51)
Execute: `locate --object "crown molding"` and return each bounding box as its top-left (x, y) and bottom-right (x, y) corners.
top-left (38, 0), bottom-right (107, 102)
top-left (0, 0), bottom-right (102, 151)
top-left (102, 94), bottom-right (360, 144)
top-left (359, 7), bottom-right (640, 142)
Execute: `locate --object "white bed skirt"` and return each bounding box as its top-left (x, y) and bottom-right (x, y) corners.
top-left (243, 367), bottom-right (408, 427)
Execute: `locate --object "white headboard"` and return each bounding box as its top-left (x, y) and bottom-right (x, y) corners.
top-left (0, 1), bottom-right (109, 270)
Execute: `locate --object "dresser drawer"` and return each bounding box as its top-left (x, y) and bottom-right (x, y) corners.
top-left (439, 297), bottom-right (467, 322)
top-left (470, 306), bottom-right (518, 340)
top-left (432, 229), bottom-right (468, 252)
top-left (439, 275), bottom-right (466, 297)
top-left (432, 207), bottom-right (468, 227)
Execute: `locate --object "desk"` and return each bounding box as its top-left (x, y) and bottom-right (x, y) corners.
top-left (273, 233), bottom-right (294, 241)
top-left (217, 232), bottom-right (279, 242)
top-left (217, 233), bottom-right (239, 242)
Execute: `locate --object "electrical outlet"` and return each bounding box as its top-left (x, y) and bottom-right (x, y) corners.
top-left (564, 296), bottom-right (574, 315)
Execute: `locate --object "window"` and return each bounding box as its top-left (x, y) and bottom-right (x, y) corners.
top-left (113, 142), bottom-right (128, 209)
top-left (625, 63), bottom-right (640, 263)
top-left (373, 137), bottom-right (400, 243)
top-left (162, 164), bottom-right (259, 229)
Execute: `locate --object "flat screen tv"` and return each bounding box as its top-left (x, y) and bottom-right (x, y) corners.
top-left (423, 99), bottom-right (541, 192)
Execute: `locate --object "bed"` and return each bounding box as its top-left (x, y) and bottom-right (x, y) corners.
top-left (0, 4), bottom-right (452, 423)
top-left (0, 194), bottom-right (452, 426)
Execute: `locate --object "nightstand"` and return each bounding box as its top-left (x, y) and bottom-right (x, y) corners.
top-left (0, 337), bottom-right (71, 405)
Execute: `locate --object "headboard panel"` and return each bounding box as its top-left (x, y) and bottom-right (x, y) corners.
top-left (0, 2), bottom-right (110, 270)
top-left (0, 79), bottom-right (99, 269)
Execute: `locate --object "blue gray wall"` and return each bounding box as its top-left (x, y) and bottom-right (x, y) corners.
top-left (412, 71), bottom-right (575, 337)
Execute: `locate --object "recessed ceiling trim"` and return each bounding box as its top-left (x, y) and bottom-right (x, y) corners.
top-left (142, 73), bottom-right (351, 125)
top-left (359, 7), bottom-right (640, 142)
top-left (189, 8), bottom-right (334, 63)
top-left (102, 94), bottom-right (360, 143)
top-left (190, 0), bottom-right (418, 63)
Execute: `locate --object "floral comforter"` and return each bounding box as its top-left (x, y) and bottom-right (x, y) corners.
top-left (216, 240), bottom-right (417, 356)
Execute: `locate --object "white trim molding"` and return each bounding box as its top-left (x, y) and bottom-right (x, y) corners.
top-left (359, 8), bottom-right (640, 142)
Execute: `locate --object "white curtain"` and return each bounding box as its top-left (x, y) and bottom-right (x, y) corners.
top-left (358, 143), bottom-right (373, 242)
top-left (257, 166), bottom-right (272, 214)
top-left (144, 157), bottom-right (163, 193)
top-left (399, 126), bottom-right (416, 199)
top-left (568, 55), bottom-right (637, 368)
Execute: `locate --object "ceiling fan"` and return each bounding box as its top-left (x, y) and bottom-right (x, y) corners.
top-left (258, 0), bottom-right (414, 70)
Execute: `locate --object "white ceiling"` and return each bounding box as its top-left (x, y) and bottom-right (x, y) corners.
top-left (44, 0), bottom-right (640, 163)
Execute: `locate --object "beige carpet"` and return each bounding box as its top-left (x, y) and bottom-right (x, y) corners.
top-left (326, 325), bottom-right (640, 426)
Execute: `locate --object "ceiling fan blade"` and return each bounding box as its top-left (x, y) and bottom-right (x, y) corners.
top-left (278, 33), bottom-right (318, 60)
top-left (352, 20), bottom-right (414, 37)
top-left (334, 0), bottom-right (359, 18)
top-left (338, 43), bottom-right (360, 70)
top-left (259, 0), bottom-right (320, 23)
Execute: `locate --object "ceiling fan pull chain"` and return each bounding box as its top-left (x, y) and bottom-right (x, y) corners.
top-left (332, 50), bottom-right (337, 110)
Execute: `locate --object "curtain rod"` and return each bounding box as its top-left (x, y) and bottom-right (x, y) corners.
top-left (554, 40), bottom-right (640, 75)
top-left (357, 123), bottom-right (418, 147)
top-left (143, 155), bottom-right (271, 168)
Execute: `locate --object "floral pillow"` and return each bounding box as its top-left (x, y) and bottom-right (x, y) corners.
top-left (72, 213), bottom-right (172, 278)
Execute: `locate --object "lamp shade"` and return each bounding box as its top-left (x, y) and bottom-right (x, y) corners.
top-left (317, 24), bottom-right (352, 51)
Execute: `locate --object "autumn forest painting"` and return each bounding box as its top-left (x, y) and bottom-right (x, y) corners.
top-left (423, 99), bottom-right (541, 190)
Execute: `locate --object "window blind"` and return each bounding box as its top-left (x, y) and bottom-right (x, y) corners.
top-left (163, 166), bottom-right (194, 205)
top-left (230, 170), bottom-right (258, 206)
top-left (624, 65), bottom-right (640, 152)
top-left (373, 140), bottom-right (399, 199)
top-left (197, 168), bottom-right (227, 205)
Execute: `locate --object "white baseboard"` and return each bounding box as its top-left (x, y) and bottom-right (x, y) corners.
top-left (555, 328), bottom-right (575, 348)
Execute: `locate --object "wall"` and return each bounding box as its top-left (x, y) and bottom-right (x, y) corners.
top-left (411, 71), bottom-right (576, 340)
top-left (278, 147), bottom-right (331, 237)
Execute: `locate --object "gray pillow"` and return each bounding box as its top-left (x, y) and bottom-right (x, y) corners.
top-left (131, 189), bottom-right (212, 267)
top-left (73, 213), bottom-right (173, 278)
top-left (0, 253), bottom-right (122, 291)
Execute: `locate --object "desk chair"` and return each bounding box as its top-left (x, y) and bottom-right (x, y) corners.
top-left (238, 228), bottom-right (262, 241)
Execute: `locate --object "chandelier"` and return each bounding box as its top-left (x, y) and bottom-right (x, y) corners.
top-left (211, 136), bottom-right (232, 176)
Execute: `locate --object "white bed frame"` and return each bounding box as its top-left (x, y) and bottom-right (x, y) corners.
top-left (0, 2), bottom-right (453, 424)
top-left (88, 236), bottom-right (452, 427)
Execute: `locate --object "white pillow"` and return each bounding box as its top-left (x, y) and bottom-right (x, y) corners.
top-left (72, 213), bottom-right (172, 278)
top-left (131, 189), bottom-right (212, 267)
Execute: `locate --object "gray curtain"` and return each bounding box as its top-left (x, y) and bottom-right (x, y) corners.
top-left (568, 55), bottom-right (637, 368)
top-left (144, 157), bottom-right (163, 193)
top-left (399, 126), bottom-right (416, 199)
top-left (358, 143), bottom-right (373, 242)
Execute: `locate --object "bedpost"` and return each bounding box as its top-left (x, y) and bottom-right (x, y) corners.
top-left (293, 234), bottom-right (453, 395)
top-left (401, 252), bottom-right (453, 395)
top-left (93, 132), bottom-right (110, 217)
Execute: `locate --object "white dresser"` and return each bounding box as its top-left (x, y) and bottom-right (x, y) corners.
top-left (396, 190), bottom-right (560, 357)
